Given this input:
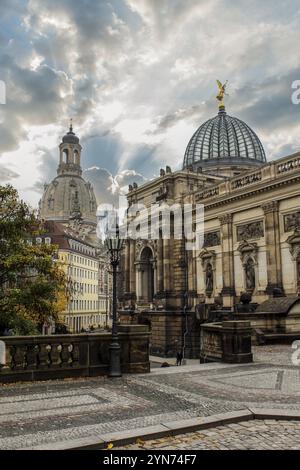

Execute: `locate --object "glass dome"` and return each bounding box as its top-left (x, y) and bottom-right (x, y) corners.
top-left (183, 106), bottom-right (266, 171)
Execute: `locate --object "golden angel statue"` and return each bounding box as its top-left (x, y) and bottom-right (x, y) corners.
top-left (216, 80), bottom-right (228, 107)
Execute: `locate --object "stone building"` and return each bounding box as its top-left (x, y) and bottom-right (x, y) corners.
top-left (38, 125), bottom-right (112, 331)
top-left (38, 221), bottom-right (102, 332)
top-left (39, 123), bottom-right (97, 227)
top-left (120, 102), bottom-right (300, 358)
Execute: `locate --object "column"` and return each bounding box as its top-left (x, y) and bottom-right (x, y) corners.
top-left (129, 239), bottom-right (136, 294)
top-left (156, 237), bottom-right (163, 293)
top-left (135, 263), bottom-right (143, 300)
top-left (163, 238), bottom-right (171, 292)
top-left (262, 200), bottom-right (283, 295)
top-left (219, 213), bottom-right (236, 308)
top-left (124, 239), bottom-right (130, 293)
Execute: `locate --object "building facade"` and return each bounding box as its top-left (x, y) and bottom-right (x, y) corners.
top-left (39, 123), bottom-right (97, 227)
top-left (38, 221), bottom-right (103, 332)
top-left (120, 103), bottom-right (300, 357)
top-left (38, 126), bottom-right (112, 331)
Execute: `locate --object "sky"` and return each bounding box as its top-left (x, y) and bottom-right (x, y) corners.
top-left (1, 0), bottom-right (300, 207)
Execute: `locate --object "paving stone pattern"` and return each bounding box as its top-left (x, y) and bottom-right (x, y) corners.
top-left (118, 420), bottom-right (300, 450)
top-left (0, 345), bottom-right (299, 450)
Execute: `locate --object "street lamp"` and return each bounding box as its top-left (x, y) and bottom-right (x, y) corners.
top-left (105, 227), bottom-right (124, 377)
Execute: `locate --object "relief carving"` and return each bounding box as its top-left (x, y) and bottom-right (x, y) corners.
top-left (284, 211), bottom-right (300, 232)
top-left (203, 231), bottom-right (220, 247)
top-left (236, 221), bottom-right (264, 241)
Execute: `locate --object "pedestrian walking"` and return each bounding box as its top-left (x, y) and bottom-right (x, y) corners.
top-left (176, 350), bottom-right (183, 366)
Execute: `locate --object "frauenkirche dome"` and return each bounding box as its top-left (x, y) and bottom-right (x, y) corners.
top-left (39, 124), bottom-right (97, 227)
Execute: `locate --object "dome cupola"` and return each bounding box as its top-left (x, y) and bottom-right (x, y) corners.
top-left (39, 122), bottom-right (97, 227)
top-left (183, 81), bottom-right (266, 176)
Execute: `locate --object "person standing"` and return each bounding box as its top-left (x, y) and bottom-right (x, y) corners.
top-left (176, 350), bottom-right (183, 366)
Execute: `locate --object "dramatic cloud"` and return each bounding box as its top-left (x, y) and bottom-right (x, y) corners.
top-left (0, 0), bottom-right (300, 205)
top-left (83, 167), bottom-right (147, 205)
top-left (0, 164), bottom-right (19, 182)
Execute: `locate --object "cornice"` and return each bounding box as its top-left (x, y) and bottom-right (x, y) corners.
top-left (201, 173), bottom-right (300, 210)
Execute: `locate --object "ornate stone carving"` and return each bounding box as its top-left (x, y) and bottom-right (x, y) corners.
top-left (287, 230), bottom-right (300, 260)
top-left (287, 230), bottom-right (300, 289)
top-left (237, 240), bottom-right (258, 260)
top-left (203, 231), bottom-right (220, 247)
top-left (218, 213), bottom-right (233, 225)
top-left (135, 239), bottom-right (157, 259)
top-left (284, 211), bottom-right (300, 232)
top-left (262, 200), bottom-right (279, 214)
top-left (236, 221), bottom-right (264, 241)
top-left (237, 241), bottom-right (258, 293)
top-left (156, 184), bottom-right (169, 201)
top-left (199, 249), bottom-right (216, 298)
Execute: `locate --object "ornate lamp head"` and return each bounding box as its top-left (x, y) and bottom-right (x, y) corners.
top-left (105, 225), bottom-right (124, 264)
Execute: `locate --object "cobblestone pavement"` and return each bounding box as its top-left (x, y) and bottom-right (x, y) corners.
top-left (0, 344), bottom-right (299, 450)
top-left (118, 420), bottom-right (300, 450)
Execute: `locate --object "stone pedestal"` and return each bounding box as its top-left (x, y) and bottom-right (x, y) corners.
top-left (200, 320), bottom-right (253, 364)
top-left (221, 320), bottom-right (253, 363)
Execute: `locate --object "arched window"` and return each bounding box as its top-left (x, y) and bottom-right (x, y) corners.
top-left (74, 149), bottom-right (80, 165)
top-left (62, 149), bottom-right (68, 163)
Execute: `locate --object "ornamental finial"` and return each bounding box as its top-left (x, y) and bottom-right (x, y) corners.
top-left (69, 118), bottom-right (73, 133)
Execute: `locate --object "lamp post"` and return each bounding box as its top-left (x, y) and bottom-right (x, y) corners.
top-left (105, 227), bottom-right (124, 377)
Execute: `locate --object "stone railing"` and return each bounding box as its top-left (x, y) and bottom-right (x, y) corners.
top-left (195, 186), bottom-right (219, 201)
top-left (276, 153), bottom-right (300, 175)
top-left (194, 153), bottom-right (300, 203)
top-left (0, 325), bottom-right (150, 383)
top-left (230, 170), bottom-right (262, 190)
top-left (200, 320), bottom-right (253, 364)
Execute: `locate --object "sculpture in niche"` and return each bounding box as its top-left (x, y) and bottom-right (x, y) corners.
top-left (199, 249), bottom-right (216, 298)
top-left (237, 221), bottom-right (264, 241)
top-left (206, 263), bottom-right (214, 294)
top-left (245, 258), bottom-right (255, 291)
top-left (287, 229), bottom-right (300, 289)
top-left (237, 240), bottom-right (258, 293)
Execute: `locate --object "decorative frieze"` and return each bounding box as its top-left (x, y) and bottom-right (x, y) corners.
top-left (237, 221), bottom-right (264, 241)
top-left (203, 231), bottom-right (220, 247)
top-left (284, 211), bottom-right (300, 232)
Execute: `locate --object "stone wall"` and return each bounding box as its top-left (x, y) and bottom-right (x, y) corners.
top-left (200, 320), bottom-right (253, 364)
top-left (119, 310), bottom-right (200, 358)
top-left (0, 325), bottom-right (150, 383)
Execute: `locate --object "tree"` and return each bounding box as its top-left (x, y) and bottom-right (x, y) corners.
top-left (0, 185), bottom-right (66, 335)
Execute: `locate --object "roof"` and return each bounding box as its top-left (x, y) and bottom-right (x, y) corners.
top-left (255, 297), bottom-right (300, 314)
top-left (41, 220), bottom-right (98, 253)
top-left (183, 106), bottom-right (266, 170)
